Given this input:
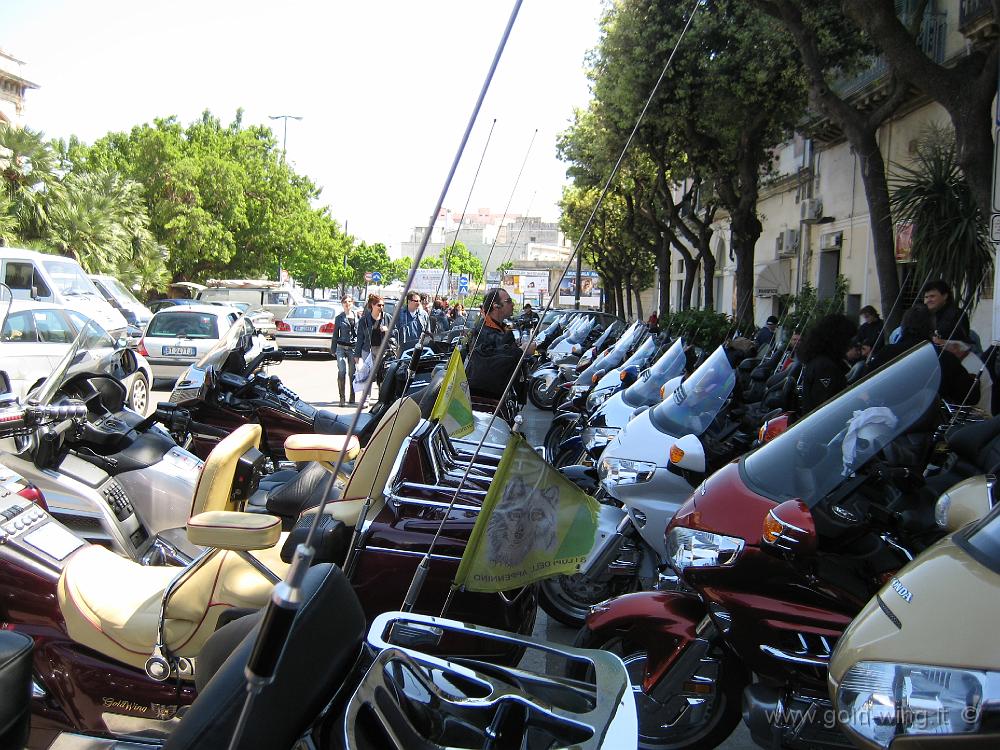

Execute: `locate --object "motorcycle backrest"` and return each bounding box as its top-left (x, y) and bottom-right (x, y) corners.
top-left (189, 423), bottom-right (263, 516)
top-left (0, 370), bottom-right (10, 395)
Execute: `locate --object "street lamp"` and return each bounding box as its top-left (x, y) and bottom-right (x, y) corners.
top-left (268, 115), bottom-right (302, 282)
top-left (268, 114), bottom-right (303, 161)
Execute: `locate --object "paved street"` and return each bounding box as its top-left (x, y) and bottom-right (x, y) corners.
top-left (152, 353), bottom-right (756, 749)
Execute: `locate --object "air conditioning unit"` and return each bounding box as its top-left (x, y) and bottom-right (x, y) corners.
top-left (820, 230), bottom-right (843, 250)
top-left (776, 228), bottom-right (799, 258)
top-left (800, 198), bottom-right (823, 223)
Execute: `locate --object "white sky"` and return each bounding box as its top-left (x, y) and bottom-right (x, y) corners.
top-left (4, 0), bottom-right (605, 256)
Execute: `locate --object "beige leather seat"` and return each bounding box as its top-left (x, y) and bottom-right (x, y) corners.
top-left (284, 397), bottom-right (421, 527)
top-left (189, 423), bottom-right (265, 516)
top-left (59, 512), bottom-right (281, 672)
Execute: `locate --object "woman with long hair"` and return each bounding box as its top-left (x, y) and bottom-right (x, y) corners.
top-left (797, 313), bottom-right (858, 414)
top-left (353, 293), bottom-right (388, 397)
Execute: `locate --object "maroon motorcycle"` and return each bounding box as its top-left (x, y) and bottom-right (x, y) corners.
top-left (574, 343), bottom-right (948, 750)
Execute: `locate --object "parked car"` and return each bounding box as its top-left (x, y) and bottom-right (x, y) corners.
top-left (0, 300), bottom-right (154, 414)
top-left (88, 274), bottom-right (154, 329)
top-left (0, 247), bottom-right (128, 333)
top-left (275, 304), bottom-right (340, 354)
top-left (139, 305), bottom-right (263, 385)
top-left (211, 301), bottom-right (276, 338)
top-left (196, 282), bottom-right (308, 320)
top-left (148, 298), bottom-right (200, 313)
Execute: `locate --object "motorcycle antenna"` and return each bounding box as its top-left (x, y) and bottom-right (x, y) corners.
top-left (431, 118), bottom-right (498, 304)
top-left (462, 131), bottom-right (539, 363)
top-left (224, 4), bottom-right (524, 748)
top-left (391, 0), bottom-right (705, 618)
top-left (864, 267), bottom-right (927, 367)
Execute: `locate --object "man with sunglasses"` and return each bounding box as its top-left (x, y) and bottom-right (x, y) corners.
top-left (466, 287), bottom-right (536, 399)
top-left (393, 291), bottom-right (428, 350)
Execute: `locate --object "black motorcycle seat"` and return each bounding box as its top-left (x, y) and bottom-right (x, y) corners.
top-left (167, 563), bottom-right (365, 750)
top-left (0, 631), bottom-right (32, 750)
top-left (249, 461), bottom-right (343, 526)
top-left (947, 415), bottom-right (1000, 468)
top-left (313, 409), bottom-right (375, 443)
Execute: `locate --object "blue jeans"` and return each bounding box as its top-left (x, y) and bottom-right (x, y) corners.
top-left (335, 345), bottom-right (356, 380)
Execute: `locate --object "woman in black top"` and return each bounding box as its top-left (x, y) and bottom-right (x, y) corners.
top-left (797, 314), bottom-right (858, 415)
top-left (333, 295), bottom-right (358, 405)
top-left (354, 294), bottom-right (388, 394)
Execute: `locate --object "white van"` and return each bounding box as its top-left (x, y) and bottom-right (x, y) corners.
top-left (89, 274), bottom-right (154, 329)
top-left (0, 248), bottom-right (128, 333)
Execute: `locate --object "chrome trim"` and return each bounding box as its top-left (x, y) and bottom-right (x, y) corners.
top-left (390, 496), bottom-right (481, 513)
top-left (31, 678), bottom-right (46, 699)
top-left (395, 481), bottom-right (487, 497)
top-left (363, 545), bottom-right (463, 562)
top-left (759, 644), bottom-right (830, 667)
top-left (236, 550), bottom-right (282, 584)
top-left (880, 533), bottom-right (914, 562)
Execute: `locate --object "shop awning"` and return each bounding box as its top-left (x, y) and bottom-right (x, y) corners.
top-left (754, 260), bottom-right (791, 297)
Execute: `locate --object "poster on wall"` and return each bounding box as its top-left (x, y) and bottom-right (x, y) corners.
top-left (558, 270), bottom-right (601, 308)
top-left (501, 270), bottom-right (549, 305)
top-left (410, 269), bottom-right (450, 295)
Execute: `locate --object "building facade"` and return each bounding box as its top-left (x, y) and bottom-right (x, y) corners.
top-left (0, 48), bottom-right (38, 126)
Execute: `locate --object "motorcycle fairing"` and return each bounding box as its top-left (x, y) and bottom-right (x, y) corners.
top-left (585, 589), bottom-right (706, 693)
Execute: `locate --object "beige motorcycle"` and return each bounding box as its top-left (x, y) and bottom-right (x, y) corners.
top-left (828, 474), bottom-right (1000, 748)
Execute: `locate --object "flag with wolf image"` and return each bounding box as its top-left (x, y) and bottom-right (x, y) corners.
top-left (454, 433), bottom-right (600, 593)
top-left (429, 347), bottom-right (475, 438)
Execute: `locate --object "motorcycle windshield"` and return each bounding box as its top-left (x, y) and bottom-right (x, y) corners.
top-left (577, 321), bottom-right (641, 385)
top-left (623, 338), bottom-right (686, 408)
top-left (591, 320), bottom-right (624, 352)
top-left (35, 318), bottom-right (118, 405)
top-left (742, 343), bottom-right (941, 506)
top-left (566, 319), bottom-right (596, 344)
top-left (192, 316), bottom-right (253, 371)
top-left (649, 346), bottom-right (735, 437)
top-left (619, 332), bottom-right (656, 370)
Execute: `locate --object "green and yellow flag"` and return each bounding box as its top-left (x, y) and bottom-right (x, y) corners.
top-left (430, 348), bottom-right (475, 438)
top-left (455, 433), bottom-right (600, 593)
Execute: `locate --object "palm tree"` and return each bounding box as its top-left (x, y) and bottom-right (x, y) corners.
top-left (0, 123), bottom-right (59, 240)
top-left (890, 124), bottom-right (993, 308)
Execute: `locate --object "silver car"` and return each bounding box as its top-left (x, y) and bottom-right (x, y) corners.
top-left (275, 304), bottom-right (339, 354)
top-left (140, 304), bottom-right (243, 384)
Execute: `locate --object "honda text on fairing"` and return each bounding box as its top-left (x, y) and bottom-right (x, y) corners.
top-left (577, 343), bottom-right (956, 750)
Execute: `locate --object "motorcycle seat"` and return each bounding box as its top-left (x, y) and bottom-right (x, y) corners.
top-left (947, 414), bottom-right (1000, 468)
top-left (58, 512), bottom-right (283, 673)
top-left (0, 631), bottom-right (32, 750)
top-left (313, 408), bottom-right (376, 445)
top-left (284, 433), bottom-right (360, 468)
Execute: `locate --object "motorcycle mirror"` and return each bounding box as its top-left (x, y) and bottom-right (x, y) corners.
top-left (619, 365), bottom-right (640, 388)
top-left (0, 283), bottom-right (11, 336)
top-left (757, 414), bottom-right (791, 444)
top-left (669, 434), bottom-right (706, 473)
top-left (660, 375), bottom-right (684, 400)
top-left (763, 499), bottom-right (817, 556)
top-left (0, 370), bottom-right (11, 395)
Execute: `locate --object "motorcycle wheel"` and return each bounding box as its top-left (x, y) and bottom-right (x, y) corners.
top-left (528, 377), bottom-right (560, 410)
top-left (543, 419), bottom-right (573, 461)
top-left (570, 629), bottom-right (746, 750)
top-left (553, 444), bottom-right (585, 469)
top-left (538, 573), bottom-right (634, 628)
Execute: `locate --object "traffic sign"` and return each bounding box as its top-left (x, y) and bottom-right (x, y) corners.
top-left (364, 271), bottom-right (373, 282)
top-left (458, 274), bottom-right (470, 294)
top-left (371, 271), bottom-right (383, 283)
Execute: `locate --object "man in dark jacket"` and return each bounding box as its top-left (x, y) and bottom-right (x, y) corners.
top-left (923, 280), bottom-right (971, 344)
top-left (332, 295), bottom-right (358, 405)
top-left (466, 288), bottom-right (535, 400)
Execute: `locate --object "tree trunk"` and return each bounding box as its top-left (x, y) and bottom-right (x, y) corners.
top-left (634, 283), bottom-right (644, 321)
top-left (625, 278), bottom-right (634, 319)
top-left (614, 278), bottom-right (626, 321)
top-left (701, 250), bottom-right (717, 311)
top-left (657, 237), bottom-right (671, 316)
top-left (853, 129), bottom-right (902, 329)
top-left (681, 256), bottom-right (699, 310)
top-left (730, 209), bottom-right (762, 328)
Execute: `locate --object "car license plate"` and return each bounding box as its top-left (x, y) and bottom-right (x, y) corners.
top-left (293, 326), bottom-right (317, 333)
top-left (163, 346), bottom-right (196, 357)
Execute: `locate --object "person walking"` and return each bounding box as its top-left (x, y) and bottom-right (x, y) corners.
top-left (450, 302), bottom-right (467, 328)
top-left (332, 294), bottom-right (359, 406)
top-left (394, 292), bottom-right (427, 350)
top-left (354, 294), bottom-right (389, 397)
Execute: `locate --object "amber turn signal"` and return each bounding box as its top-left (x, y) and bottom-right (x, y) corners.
top-left (669, 445), bottom-right (685, 464)
top-left (762, 512), bottom-right (784, 544)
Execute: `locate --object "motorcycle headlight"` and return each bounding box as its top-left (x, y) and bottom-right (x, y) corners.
top-left (836, 661), bottom-right (999, 747)
top-left (598, 457), bottom-right (656, 493)
top-left (665, 527), bottom-right (744, 572)
top-left (582, 426), bottom-right (620, 451)
top-left (586, 387), bottom-right (614, 410)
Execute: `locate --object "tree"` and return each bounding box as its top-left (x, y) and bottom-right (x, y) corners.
top-left (890, 124), bottom-right (993, 308)
top-left (0, 123), bottom-right (58, 241)
top-left (387, 256), bottom-right (413, 284)
top-left (579, 0), bottom-right (808, 325)
top-left (440, 241), bottom-right (484, 284)
top-left (840, 0), bottom-right (999, 219)
top-left (753, 0), bottom-right (908, 327)
top-left (346, 241), bottom-right (391, 289)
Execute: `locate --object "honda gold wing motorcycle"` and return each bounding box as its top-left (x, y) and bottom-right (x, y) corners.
top-left (575, 343), bottom-right (952, 750)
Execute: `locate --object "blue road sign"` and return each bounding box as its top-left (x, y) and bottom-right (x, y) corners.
top-left (458, 274), bottom-right (469, 293)
top-left (371, 271), bottom-right (383, 283)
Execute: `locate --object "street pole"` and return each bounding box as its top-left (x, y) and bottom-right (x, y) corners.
top-left (268, 115), bottom-right (302, 282)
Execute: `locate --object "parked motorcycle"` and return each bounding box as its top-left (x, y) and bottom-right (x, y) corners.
top-left (828, 483), bottom-right (1000, 749)
top-left (529, 320), bottom-right (623, 411)
top-left (574, 343), bottom-right (951, 749)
